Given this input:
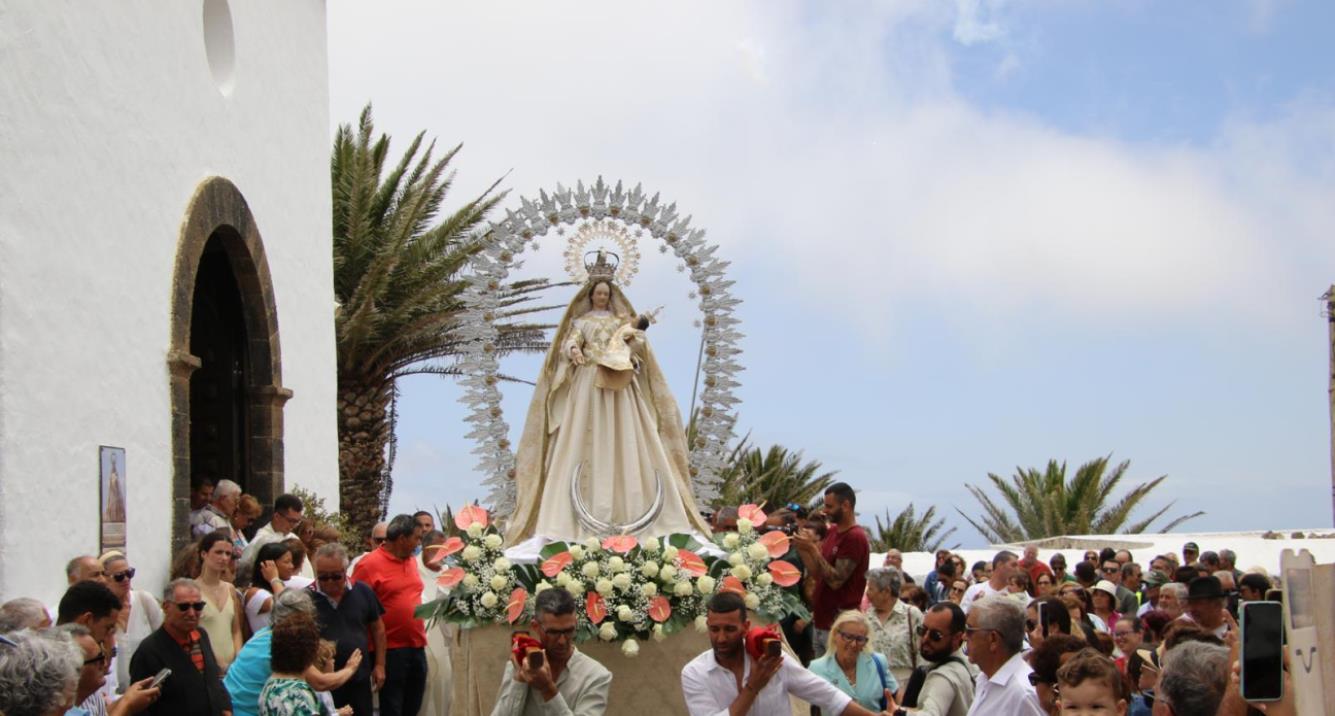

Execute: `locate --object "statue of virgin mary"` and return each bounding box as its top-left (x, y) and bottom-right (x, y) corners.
top-left (506, 252), bottom-right (712, 543)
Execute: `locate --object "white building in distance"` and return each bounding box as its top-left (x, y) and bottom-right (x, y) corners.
top-left (0, 0), bottom-right (338, 606)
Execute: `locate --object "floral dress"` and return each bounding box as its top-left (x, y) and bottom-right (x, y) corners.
top-left (259, 676), bottom-right (329, 716)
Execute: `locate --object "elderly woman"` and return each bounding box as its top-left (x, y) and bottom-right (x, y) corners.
top-left (1091, 580), bottom-right (1121, 633)
top-left (0, 627), bottom-right (82, 716)
top-left (808, 610), bottom-right (897, 712)
top-left (862, 566), bottom-right (923, 684)
top-left (99, 550), bottom-right (164, 694)
top-left (260, 612), bottom-right (346, 716)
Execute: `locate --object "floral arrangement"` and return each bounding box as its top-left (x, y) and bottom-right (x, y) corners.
top-left (416, 504), bottom-right (808, 656)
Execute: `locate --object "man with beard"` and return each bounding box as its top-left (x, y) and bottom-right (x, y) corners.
top-left (491, 588), bottom-right (611, 715)
top-left (795, 482), bottom-right (870, 658)
top-left (897, 602), bottom-right (978, 716)
top-left (681, 592), bottom-right (896, 715)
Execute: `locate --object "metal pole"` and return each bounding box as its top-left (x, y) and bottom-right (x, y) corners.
top-left (688, 326), bottom-right (707, 422)
top-left (1327, 285), bottom-right (1335, 528)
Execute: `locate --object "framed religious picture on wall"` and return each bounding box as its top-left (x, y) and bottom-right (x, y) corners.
top-left (99, 446), bottom-right (127, 553)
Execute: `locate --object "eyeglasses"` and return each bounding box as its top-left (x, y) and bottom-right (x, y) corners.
top-left (317, 572), bottom-right (346, 582)
top-left (84, 652), bottom-right (107, 666)
top-left (915, 626), bottom-right (947, 641)
top-left (1113, 630), bottom-right (1136, 638)
top-left (1103, 567), bottom-right (1119, 575)
top-left (836, 631), bottom-right (868, 645)
top-left (173, 601), bottom-right (207, 612)
top-left (964, 626), bottom-right (997, 637)
top-left (371, 536), bottom-right (387, 544)
top-left (1028, 672), bottom-right (1054, 687)
top-left (538, 626), bottom-right (577, 639)
top-left (110, 568), bottom-right (136, 582)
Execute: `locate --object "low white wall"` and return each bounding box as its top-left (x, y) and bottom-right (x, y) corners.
top-left (0, 0), bottom-right (336, 608)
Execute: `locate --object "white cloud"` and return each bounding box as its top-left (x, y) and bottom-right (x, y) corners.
top-left (952, 0), bottom-right (1007, 46)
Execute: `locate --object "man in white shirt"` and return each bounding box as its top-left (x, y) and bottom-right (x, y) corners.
top-left (240, 493), bottom-right (307, 576)
top-left (491, 588), bottom-right (611, 716)
top-left (680, 591), bottom-right (896, 716)
top-left (963, 595), bottom-right (1043, 716)
top-left (960, 551), bottom-right (1016, 615)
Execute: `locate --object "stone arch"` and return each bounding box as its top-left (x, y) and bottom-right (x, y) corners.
top-left (168, 177), bottom-right (291, 553)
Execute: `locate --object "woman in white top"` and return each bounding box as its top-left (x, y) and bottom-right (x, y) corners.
top-left (98, 550), bottom-right (163, 694)
top-left (244, 541), bottom-right (293, 634)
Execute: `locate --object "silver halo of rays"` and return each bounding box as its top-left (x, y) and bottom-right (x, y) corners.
top-left (453, 177), bottom-right (743, 530)
top-left (570, 463), bottom-right (664, 535)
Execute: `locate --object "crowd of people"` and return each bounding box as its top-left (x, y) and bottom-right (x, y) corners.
top-left (0, 478), bottom-right (1300, 716)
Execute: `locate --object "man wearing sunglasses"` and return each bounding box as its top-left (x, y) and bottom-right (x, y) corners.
top-left (128, 578), bottom-right (231, 715)
top-left (897, 603), bottom-right (977, 716)
top-left (962, 595), bottom-right (1043, 716)
top-left (310, 542), bottom-right (385, 716)
top-left (61, 623), bottom-right (161, 716)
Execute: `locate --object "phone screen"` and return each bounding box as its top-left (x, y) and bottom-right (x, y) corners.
top-left (149, 667), bottom-right (172, 688)
top-left (1241, 601), bottom-right (1283, 702)
top-left (527, 650), bottom-right (544, 670)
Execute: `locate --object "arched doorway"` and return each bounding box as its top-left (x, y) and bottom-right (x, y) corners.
top-left (168, 177), bottom-right (291, 554)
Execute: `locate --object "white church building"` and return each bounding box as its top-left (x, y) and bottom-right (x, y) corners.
top-left (0, 1), bottom-right (339, 606)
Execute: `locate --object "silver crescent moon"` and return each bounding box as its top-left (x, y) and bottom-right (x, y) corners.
top-left (570, 462), bottom-right (664, 536)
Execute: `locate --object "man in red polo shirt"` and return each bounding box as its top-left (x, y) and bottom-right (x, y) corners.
top-left (352, 514), bottom-right (426, 716)
top-left (794, 482), bottom-right (870, 659)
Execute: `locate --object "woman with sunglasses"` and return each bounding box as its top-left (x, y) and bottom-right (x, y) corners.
top-left (99, 549), bottom-right (164, 696)
top-left (807, 610), bottom-right (898, 712)
top-left (198, 530), bottom-right (244, 672)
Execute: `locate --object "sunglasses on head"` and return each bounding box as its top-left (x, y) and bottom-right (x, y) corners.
top-left (173, 601), bottom-right (207, 612)
top-left (110, 568), bottom-right (136, 582)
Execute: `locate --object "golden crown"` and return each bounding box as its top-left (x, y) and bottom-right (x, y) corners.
top-left (585, 250), bottom-right (620, 283)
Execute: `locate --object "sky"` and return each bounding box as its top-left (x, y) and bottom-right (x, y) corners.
top-left (326, 0), bottom-right (1335, 547)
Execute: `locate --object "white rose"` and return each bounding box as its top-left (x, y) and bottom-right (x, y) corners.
top-left (744, 593), bottom-right (760, 610)
top-left (616, 605), bottom-right (635, 622)
top-left (659, 565), bottom-right (677, 582)
top-left (640, 561), bottom-right (660, 578)
top-left (467, 523), bottom-right (485, 538)
top-left (722, 533), bottom-right (740, 549)
top-left (462, 545), bottom-right (482, 563)
top-left (483, 533), bottom-right (503, 549)
top-left (747, 543), bottom-right (769, 562)
top-left (694, 615), bottom-right (708, 633)
top-left (493, 557), bottom-right (511, 572)
top-left (596, 578), bottom-right (614, 596)
top-left (663, 546), bottom-right (679, 561)
top-left (536, 580), bottom-right (552, 593)
top-left (598, 622), bottom-right (618, 641)
top-left (736, 517), bottom-right (754, 533)
top-left (479, 591), bottom-right (498, 609)
top-left (608, 556), bottom-right (626, 573)
top-left (489, 574), bottom-right (508, 591)
top-left (569, 545), bottom-right (585, 561)
top-left (756, 573), bottom-right (774, 587)
top-left (652, 624), bottom-right (666, 642)
top-left (728, 552), bottom-right (745, 567)
top-left (642, 538), bottom-right (660, 553)
top-left (567, 582), bottom-right (585, 597)
top-left (584, 536), bottom-right (602, 552)
top-left (462, 573), bottom-right (479, 589)
top-left (612, 573), bottom-right (632, 590)
top-left (621, 637), bottom-right (640, 657)
top-left (640, 583), bottom-right (658, 598)
top-left (730, 564), bottom-right (752, 581)
top-left (696, 576), bottom-right (716, 595)
top-left (673, 581), bottom-right (694, 597)
top-left (582, 562), bottom-right (601, 579)
top-left (555, 571), bottom-right (572, 587)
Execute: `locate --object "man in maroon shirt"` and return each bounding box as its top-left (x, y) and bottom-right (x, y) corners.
top-left (352, 514), bottom-right (426, 716)
top-left (794, 482), bottom-right (870, 658)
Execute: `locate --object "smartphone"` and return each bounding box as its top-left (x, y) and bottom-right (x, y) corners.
top-left (526, 650), bottom-right (544, 670)
top-left (149, 667), bottom-right (172, 689)
top-left (765, 639), bottom-right (782, 658)
top-left (1038, 601), bottom-right (1051, 638)
top-left (1265, 588), bottom-right (1283, 604)
top-left (1240, 601), bottom-right (1284, 702)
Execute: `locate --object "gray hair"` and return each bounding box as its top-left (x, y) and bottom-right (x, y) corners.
top-left (1218, 549), bottom-right (1236, 566)
top-left (1160, 582), bottom-right (1188, 601)
top-left (1158, 641), bottom-right (1230, 716)
top-left (214, 479), bottom-right (242, 499)
top-left (64, 555), bottom-right (95, 580)
top-left (163, 577), bottom-right (202, 602)
top-left (866, 567), bottom-right (903, 596)
top-left (971, 595), bottom-right (1026, 654)
top-left (313, 542), bottom-right (350, 567)
top-left (0, 628), bottom-right (82, 716)
top-left (0, 598), bottom-right (50, 633)
top-left (57, 623), bottom-right (91, 640)
top-left (272, 589), bottom-right (315, 624)
top-left (533, 587), bottom-right (576, 617)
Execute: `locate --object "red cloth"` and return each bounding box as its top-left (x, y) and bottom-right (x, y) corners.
top-left (170, 628), bottom-right (205, 673)
top-left (352, 547), bottom-right (426, 649)
top-left (744, 625), bottom-right (783, 662)
top-left (511, 633), bottom-right (543, 662)
top-left (813, 524), bottom-right (870, 630)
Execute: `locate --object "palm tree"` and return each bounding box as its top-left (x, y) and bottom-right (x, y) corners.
top-left (332, 105), bottom-right (549, 539)
top-left (870, 503), bottom-right (958, 553)
top-left (711, 443), bottom-right (838, 511)
top-left (957, 455), bottom-right (1203, 544)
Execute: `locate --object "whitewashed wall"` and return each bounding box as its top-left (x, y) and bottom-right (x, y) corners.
top-left (0, 0), bottom-right (337, 607)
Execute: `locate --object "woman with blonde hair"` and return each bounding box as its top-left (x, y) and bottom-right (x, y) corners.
top-left (807, 610), bottom-right (898, 712)
top-left (98, 550), bottom-right (163, 694)
top-left (231, 494), bottom-right (264, 554)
